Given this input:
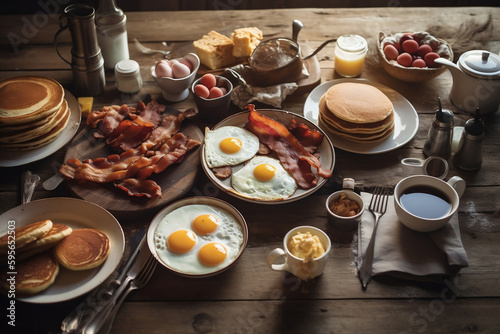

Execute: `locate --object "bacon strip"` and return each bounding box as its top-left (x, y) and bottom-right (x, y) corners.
top-left (87, 103), bottom-right (143, 139)
top-left (288, 119), bottom-right (324, 154)
top-left (106, 115), bottom-right (155, 152)
top-left (60, 133), bottom-right (200, 185)
top-left (114, 179), bottom-right (162, 198)
top-left (144, 108), bottom-right (197, 151)
top-left (245, 105), bottom-right (332, 189)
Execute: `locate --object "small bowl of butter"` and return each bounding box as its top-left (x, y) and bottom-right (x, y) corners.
top-left (326, 178), bottom-right (365, 231)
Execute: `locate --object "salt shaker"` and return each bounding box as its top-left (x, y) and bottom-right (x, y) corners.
top-left (453, 109), bottom-right (485, 170)
top-left (115, 59), bottom-right (142, 94)
top-left (95, 0), bottom-right (130, 69)
top-left (423, 97), bottom-right (454, 159)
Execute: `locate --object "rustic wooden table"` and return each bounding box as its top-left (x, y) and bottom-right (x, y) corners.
top-left (1, 7), bottom-right (499, 334)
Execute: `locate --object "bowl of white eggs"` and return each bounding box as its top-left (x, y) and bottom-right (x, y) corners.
top-left (151, 53), bottom-right (200, 102)
top-left (147, 196), bottom-right (248, 277)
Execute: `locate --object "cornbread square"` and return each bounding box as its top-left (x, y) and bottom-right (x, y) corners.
top-left (193, 31), bottom-right (236, 70)
top-left (230, 27), bottom-right (263, 57)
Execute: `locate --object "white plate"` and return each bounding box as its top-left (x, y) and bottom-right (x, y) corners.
top-left (303, 78), bottom-right (419, 154)
top-left (0, 90), bottom-right (82, 167)
top-left (201, 109), bottom-right (335, 204)
top-left (0, 198), bottom-right (124, 304)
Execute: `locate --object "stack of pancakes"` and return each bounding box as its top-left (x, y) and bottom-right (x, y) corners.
top-left (318, 82), bottom-right (395, 143)
top-left (0, 76), bottom-right (70, 151)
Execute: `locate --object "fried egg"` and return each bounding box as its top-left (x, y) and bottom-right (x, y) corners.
top-left (205, 126), bottom-right (260, 168)
top-left (231, 156), bottom-right (297, 201)
top-left (154, 204), bottom-right (244, 274)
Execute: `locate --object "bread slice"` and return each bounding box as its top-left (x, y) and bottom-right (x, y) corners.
top-left (231, 27), bottom-right (263, 57)
top-left (54, 229), bottom-right (110, 271)
top-left (0, 251), bottom-right (59, 295)
top-left (193, 31), bottom-right (236, 70)
top-left (0, 220), bottom-right (53, 254)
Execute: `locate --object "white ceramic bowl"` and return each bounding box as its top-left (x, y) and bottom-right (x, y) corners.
top-left (151, 53), bottom-right (200, 102)
top-left (326, 190), bottom-right (365, 231)
top-left (147, 196), bottom-right (248, 278)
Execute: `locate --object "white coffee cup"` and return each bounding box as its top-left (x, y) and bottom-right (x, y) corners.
top-left (394, 175), bottom-right (466, 232)
top-left (266, 226), bottom-right (331, 281)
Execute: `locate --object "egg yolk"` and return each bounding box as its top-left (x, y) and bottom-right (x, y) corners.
top-left (192, 214), bottom-right (218, 235)
top-left (219, 137), bottom-right (242, 154)
top-left (167, 230), bottom-right (197, 254)
top-left (198, 242), bottom-right (227, 267)
top-left (253, 163), bottom-right (276, 182)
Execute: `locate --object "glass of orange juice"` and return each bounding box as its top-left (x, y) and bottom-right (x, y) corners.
top-left (334, 34), bottom-right (368, 77)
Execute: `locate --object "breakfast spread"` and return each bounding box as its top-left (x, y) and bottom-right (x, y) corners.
top-left (0, 220), bottom-right (110, 295)
top-left (153, 203), bottom-right (244, 274)
top-left (0, 76), bottom-right (70, 151)
top-left (287, 231), bottom-right (326, 262)
top-left (193, 27), bottom-right (263, 69)
top-left (318, 82), bottom-right (395, 143)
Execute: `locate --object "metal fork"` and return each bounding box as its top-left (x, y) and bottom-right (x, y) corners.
top-left (134, 38), bottom-right (171, 57)
top-left (359, 186), bottom-right (390, 289)
top-left (83, 253), bottom-right (157, 334)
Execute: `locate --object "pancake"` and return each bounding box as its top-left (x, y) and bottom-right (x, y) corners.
top-left (0, 99), bottom-right (68, 144)
top-left (16, 224), bottom-right (73, 261)
top-left (319, 112), bottom-right (395, 143)
top-left (319, 94), bottom-right (394, 134)
top-left (54, 229), bottom-right (110, 271)
top-left (0, 99), bottom-right (70, 151)
top-left (0, 251), bottom-right (59, 295)
top-left (319, 83), bottom-right (395, 143)
top-left (0, 219), bottom-right (53, 254)
top-left (0, 76), bottom-right (64, 125)
top-left (324, 82), bottom-right (393, 123)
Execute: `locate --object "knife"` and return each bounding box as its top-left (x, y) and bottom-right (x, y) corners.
top-left (60, 232), bottom-right (147, 333)
top-left (81, 233), bottom-right (152, 334)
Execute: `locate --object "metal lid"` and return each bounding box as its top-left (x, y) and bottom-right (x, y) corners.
top-left (459, 50), bottom-right (500, 79)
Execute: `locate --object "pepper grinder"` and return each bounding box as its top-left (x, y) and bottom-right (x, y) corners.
top-left (453, 109), bottom-right (485, 170)
top-left (423, 97), bottom-right (454, 159)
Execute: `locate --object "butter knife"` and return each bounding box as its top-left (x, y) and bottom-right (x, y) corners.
top-left (82, 233), bottom-right (152, 334)
top-left (61, 233), bottom-right (147, 333)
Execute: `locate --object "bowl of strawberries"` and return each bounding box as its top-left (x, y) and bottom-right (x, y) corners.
top-left (377, 31), bottom-right (453, 82)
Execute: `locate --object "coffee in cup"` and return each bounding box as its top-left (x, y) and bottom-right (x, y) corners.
top-left (394, 175), bottom-right (465, 232)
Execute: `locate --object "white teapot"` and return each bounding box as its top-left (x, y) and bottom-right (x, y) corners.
top-left (435, 50), bottom-right (500, 114)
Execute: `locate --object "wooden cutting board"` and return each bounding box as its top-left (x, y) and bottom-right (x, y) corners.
top-left (63, 105), bottom-right (204, 215)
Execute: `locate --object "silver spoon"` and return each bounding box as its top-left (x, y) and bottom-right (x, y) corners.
top-left (134, 38), bottom-right (170, 57)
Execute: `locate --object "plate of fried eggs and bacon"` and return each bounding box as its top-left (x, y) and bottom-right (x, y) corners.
top-left (201, 105), bottom-right (335, 204)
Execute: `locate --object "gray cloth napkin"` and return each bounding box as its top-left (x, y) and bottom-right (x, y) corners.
top-left (356, 192), bottom-right (469, 281)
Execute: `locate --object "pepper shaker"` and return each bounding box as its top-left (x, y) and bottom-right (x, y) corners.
top-left (453, 109), bottom-right (485, 170)
top-left (423, 97), bottom-right (454, 159)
